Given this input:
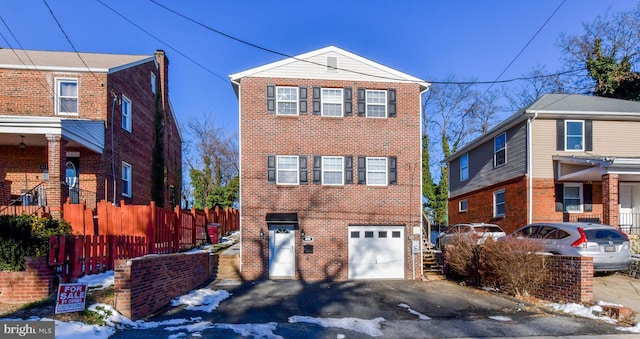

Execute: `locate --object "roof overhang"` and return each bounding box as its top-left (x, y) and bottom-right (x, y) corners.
top-left (554, 155), bottom-right (640, 182)
top-left (0, 115), bottom-right (105, 154)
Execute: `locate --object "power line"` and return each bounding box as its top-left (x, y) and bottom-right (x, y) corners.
top-left (43, 0), bottom-right (105, 87)
top-left (96, 0), bottom-right (229, 84)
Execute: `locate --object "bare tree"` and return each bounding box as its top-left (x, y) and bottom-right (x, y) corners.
top-left (502, 65), bottom-right (565, 112)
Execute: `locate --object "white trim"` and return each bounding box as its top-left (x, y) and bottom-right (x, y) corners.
top-left (493, 132), bottom-right (507, 167)
top-left (321, 88), bottom-right (343, 117)
top-left (121, 94), bottom-right (132, 133)
top-left (276, 155), bottom-right (299, 185)
top-left (321, 156), bottom-right (344, 185)
top-left (563, 183), bottom-right (583, 213)
top-left (150, 72), bottom-right (157, 94)
top-left (564, 120), bottom-right (584, 151)
top-left (55, 78), bottom-right (79, 116)
top-left (366, 157), bottom-right (388, 186)
top-left (275, 86), bottom-right (299, 116)
top-left (460, 153), bottom-right (469, 181)
top-left (121, 161), bottom-right (132, 198)
top-left (459, 199), bottom-right (468, 212)
top-left (366, 89), bottom-right (387, 118)
top-left (493, 189), bottom-right (505, 217)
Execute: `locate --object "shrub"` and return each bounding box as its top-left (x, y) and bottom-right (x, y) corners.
top-left (0, 215), bottom-right (71, 271)
top-left (442, 234), bottom-right (481, 285)
top-left (480, 236), bottom-right (547, 298)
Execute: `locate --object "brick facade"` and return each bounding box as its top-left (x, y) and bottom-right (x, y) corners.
top-left (239, 75), bottom-right (423, 281)
top-left (0, 50), bottom-right (181, 211)
top-left (0, 257), bottom-right (56, 304)
top-left (114, 252), bottom-right (211, 320)
top-left (533, 255), bottom-right (594, 304)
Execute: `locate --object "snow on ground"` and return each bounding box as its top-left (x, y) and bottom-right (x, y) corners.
top-left (617, 322), bottom-right (640, 333)
top-left (489, 316), bottom-right (512, 321)
top-left (398, 303), bottom-right (431, 320)
top-left (77, 270), bottom-right (114, 290)
top-left (170, 288), bottom-right (231, 312)
top-left (289, 316), bottom-right (385, 337)
top-left (548, 303), bottom-right (616, 323)
top-left (215, 322), bottom-right (282, 339)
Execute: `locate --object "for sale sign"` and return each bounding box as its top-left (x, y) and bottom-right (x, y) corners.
top-left (55, 283), bottom-right (87, 314)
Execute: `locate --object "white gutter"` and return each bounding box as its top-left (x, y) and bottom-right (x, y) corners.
top-left (527, 112), bottom-right (538, 224)
top-left (231, 78), bottom-right (243, 274)
top-left (418, 84), bottom-right (430, 280)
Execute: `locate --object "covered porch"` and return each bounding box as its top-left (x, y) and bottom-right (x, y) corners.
top-left (0, 116), bottom-right (105, 218)
top-left (555, 155), bottom-right (640, 234)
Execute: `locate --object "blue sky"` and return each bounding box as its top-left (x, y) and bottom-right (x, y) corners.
top-left (0, 0), bottom-right (637, 138)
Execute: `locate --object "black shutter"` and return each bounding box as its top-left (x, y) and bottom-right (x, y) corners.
top-left (299, 155), bottom-right (308, 184)
top-left (357, 88), bottom-right (366, 116)
top-left (344, 87), bottom-right (353, 117)
top-left (388, 89), bottom-right (396, 118)
top-left (556, 120), bottom-right (564, 151)
top-left (267, 155), bottom-right (276, 183)
top-left (388, 156), bottom-right (397, 185)
top-left (267, 85), bottom-right (275, 114)
top-left (357, 156), bottom-right (366, 184)
top-left (313, 156), bottom-right (322, 184)
top-left (312, 86), bottom-right (321, 115)
top-left (585, 120), bottom-right (593, 151)
top-left (299, 87), bottom-right (308, 115)
top-left (584, 184), bottom-right (592, 212)
top-left (345, 156), bottom-right (353, 184)
top-left (555, 183), bottom-right (564, 212)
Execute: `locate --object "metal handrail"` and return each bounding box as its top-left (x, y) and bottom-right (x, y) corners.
top-left (0, 181), bottom-right (47, 215)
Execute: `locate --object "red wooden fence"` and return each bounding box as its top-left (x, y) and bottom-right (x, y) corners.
top-left (49, 234), bottom-right (147, 282)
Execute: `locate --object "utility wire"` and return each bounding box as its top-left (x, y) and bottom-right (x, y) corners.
top-left (149, 0), bottom-right (583, 87)
top-left (97, 0), bottom-right (229, 84)
top-left (43, 0), bottom-right (105, 87)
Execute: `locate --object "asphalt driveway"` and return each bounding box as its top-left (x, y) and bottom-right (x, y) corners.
top-left (110, 279), bottom-right (634, 338)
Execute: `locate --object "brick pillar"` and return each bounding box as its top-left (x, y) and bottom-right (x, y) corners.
top-left (46, 134), bottom-right (67, 219)
top-left (0, 179), bottom-right (11, 205)
top-left (602, 174), bottom-right (619, 227)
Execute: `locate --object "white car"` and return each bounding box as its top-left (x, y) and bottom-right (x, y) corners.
top-left (436, 223), bottom-right (506, 249)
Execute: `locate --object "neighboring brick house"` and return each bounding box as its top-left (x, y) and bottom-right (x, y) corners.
top-left (0, 49), bottom-right (182, 217)
top-left (444, 94), bottom-right (640, 234)
top-left (230, 46), bottom-right (429, 280)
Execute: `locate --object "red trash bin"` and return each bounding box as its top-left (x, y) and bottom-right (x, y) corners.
top-left (207, 223), bottom-right (220, 244)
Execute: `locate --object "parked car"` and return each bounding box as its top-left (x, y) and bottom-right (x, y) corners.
top-left (508, 222), bottom-right (632, 272)
top-left (436, 223), bottom-right (506, 249)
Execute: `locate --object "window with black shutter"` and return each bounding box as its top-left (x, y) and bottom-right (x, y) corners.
top-left (299, 87), bottom-right (308, 115)
top-left (344, 87), bottom-right (353, 116)
top-left (357, 88), bottom-right (366, 116)
top-left (266, 85), bottom-right (275, 114)
top-left (554, 183), bottom-right (563, 212)
top-left (388, 156), bottom-right (397, 185)
top-left (584, 184), bottom-right (592, 212)
top-left (357, 156), bottom-right (366, 184)
top-left (312, 87), bottom-right (321, 115)
top-left (556, 120), bottom-right (564, 151)
top-left (313, 156), bottom-right (322, 184)
top-left (299, 155), bottom-right (308, 184)
top-left (388, 89), bottom-right (396, 117)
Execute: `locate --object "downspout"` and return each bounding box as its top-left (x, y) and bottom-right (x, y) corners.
top-left (417, 84), bottom-right (430, 280)
top-left (231, 78), bottom-right (242, 274)
top-left (527, 112), bottom-right (538, 224)
top-left (111, 94), bottom-right (118, 205)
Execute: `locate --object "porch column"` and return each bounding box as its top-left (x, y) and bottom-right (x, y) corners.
top-left (46, 134), bottom-right (67, 219)
top-left (602, 174), bottom-right (619, 228)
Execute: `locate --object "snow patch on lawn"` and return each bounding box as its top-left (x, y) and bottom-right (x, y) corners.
top-left (289, 316), bottom-right (385, 337)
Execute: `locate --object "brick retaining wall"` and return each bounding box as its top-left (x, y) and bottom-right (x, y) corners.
top-left (533, 255), bottom-right (593, 304)
top-left (114, 251), bottom-right (212, 320)
top-left (0, 257), bottom-right (56, 304)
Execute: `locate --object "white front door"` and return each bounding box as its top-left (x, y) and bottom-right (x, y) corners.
top-left (348, 226), bottom-right (405, 279)
top-left (620, 183), bottom-right (640, 230)
top-left (269, 228), bottom-right (295, 278)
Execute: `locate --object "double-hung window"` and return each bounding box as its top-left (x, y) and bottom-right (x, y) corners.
top-left (122, 95), bottom-right (132, 132)
top-left (321, 88), bottom-right (343, 117)
top-left (366, 90), bottom-right (386, 118)
top-left (564, 183), bottom-right (582, 212)
top-left (122, 162), bottom-right (132, 198)
top-left (459, 199), bottom-right (468, 212)
top-left (56, 79), bottom-right (78, 115)
top-left (276, 155), bottom-right (299, 184)
top-left (494, 132), bottom-right (506, 167)
top-left (565, 120), bottom-right (584, 151)
top-left (494, 189), bottom-right (505, 217)
top-left (460, 153), bottom-right (469, 181)
top-left (366, 157), bottom-right (387, 186)
top-left (276, 86), bottom-right (298, 115)
top-left (322, 156), bottom-right (344, 185)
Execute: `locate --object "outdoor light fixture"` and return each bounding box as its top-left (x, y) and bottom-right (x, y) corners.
top-left (301, 229), bottom-right (305, 240)
top-left (19, 135), bottom-right (25, 152)
top-left (260, 229), bottom-right (265, 240)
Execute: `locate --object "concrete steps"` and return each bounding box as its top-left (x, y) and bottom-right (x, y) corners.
top-left (423, 249), bottom-right (445, 280)
top-left (214, 244), bottom-right (241, 281)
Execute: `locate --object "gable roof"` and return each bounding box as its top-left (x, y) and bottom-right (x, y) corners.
top-left (229, 46), bottom-right (429, 94)
top-left (444, 94), bottom-right (640, 163)
top-left (0, 49), bottom-right (154, 73)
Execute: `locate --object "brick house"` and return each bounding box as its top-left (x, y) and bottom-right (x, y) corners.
top-left (0, 49), bottom-right (182, 217)
top-left (444, 94), bottom-right (640, 235)
top-left (230, 46), bottom-right (429, 280)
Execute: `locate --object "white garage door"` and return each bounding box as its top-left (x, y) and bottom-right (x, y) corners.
top-left (348, 226), bottom-right (405, 279)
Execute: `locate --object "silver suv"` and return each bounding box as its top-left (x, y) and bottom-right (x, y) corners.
top-left (436, 223), bottom-right (506, 249)
top-left (510, 222), bottom-right (632, 272)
